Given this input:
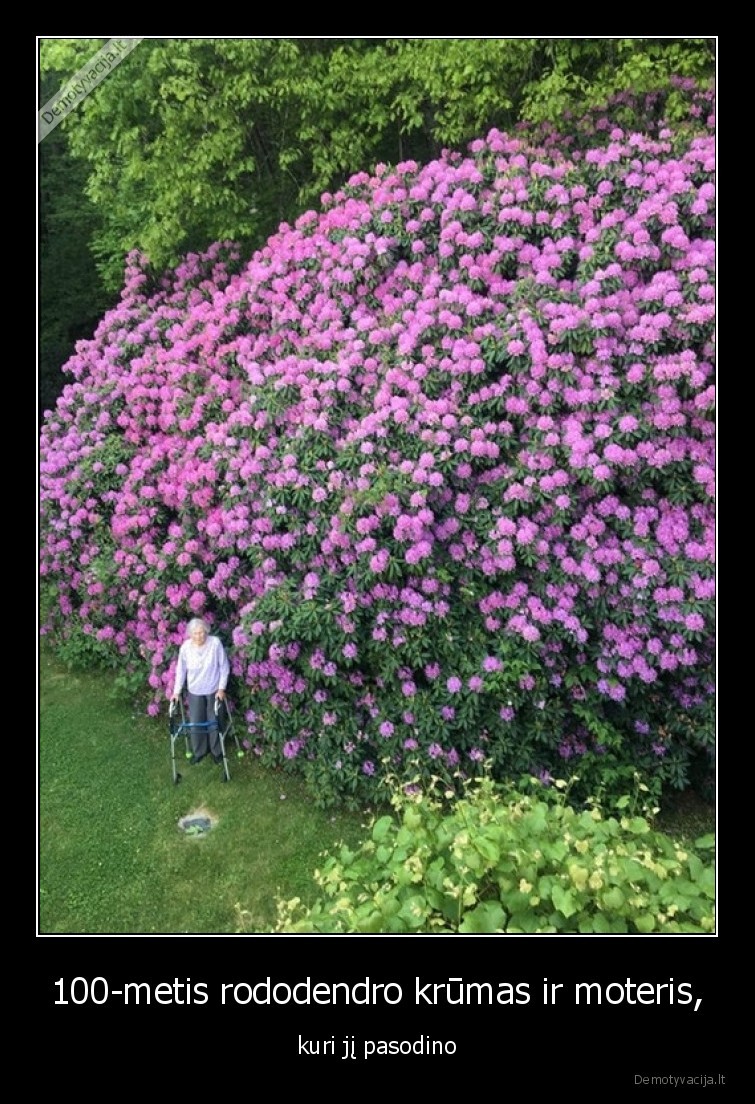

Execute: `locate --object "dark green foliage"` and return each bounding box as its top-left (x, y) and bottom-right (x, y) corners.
top-left (39, 69), bottom-right (114, 420)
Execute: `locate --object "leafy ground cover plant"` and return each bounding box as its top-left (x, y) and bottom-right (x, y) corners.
top-left (271, 772), bottom-right (715, 933)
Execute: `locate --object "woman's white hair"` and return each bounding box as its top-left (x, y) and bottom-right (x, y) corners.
top-left (186, 617), bottom-right (210, 637)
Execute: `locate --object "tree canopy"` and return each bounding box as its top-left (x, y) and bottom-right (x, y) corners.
top-left (40, 38), bottom-right (715, 289)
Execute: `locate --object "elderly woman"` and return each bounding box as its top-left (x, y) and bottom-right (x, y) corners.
top-left (171, 618), bottom-right (230, 765)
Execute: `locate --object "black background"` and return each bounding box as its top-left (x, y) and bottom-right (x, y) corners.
top-left (37, 930), bottom-right (731, 1084)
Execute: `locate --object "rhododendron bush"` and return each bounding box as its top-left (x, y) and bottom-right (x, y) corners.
top-left (40, 89), bottom-right (715, 808)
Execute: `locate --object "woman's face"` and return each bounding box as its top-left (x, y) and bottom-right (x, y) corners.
top-left (190, 626), bottom-right (208, 646)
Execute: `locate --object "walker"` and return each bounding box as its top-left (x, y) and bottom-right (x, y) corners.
top-left (168, 696), bottom-right (239, 784)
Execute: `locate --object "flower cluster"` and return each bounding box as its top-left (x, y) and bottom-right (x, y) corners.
top-left (40, 89), bottom-right (715, 807)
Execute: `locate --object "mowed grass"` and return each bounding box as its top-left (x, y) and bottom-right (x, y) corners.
top-left (39, 650), bottom-right (368, 934)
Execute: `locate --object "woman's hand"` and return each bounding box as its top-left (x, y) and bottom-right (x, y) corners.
top-left (216, 689), bottom-right (226, 701)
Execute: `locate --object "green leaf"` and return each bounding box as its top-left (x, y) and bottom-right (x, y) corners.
top-left (602, 886), bottom-right (625, 911)
top-left (473, 836), bottom-right (501, 865)
top-left (356, 909), bottom-right (390, 933)
top-left (697, 866), bottom-right (715, 898)
top-left (372, 816), bottom-right (393, 842)
top-left (459, 900), bottom-right (506, 933)
top-left (397, 895), bottom-right (429, 929)
top-left (552, 884), bottom-right (578, 919)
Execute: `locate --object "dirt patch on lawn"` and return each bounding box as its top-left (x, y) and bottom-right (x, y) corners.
top-left (178, 806), bottom-right (218, 837)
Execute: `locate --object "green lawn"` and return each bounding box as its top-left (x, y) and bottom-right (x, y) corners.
top-left (39, 650), bottom-right (367, 934)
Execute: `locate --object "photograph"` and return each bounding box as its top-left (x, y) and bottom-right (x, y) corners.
top-left (38, 36), bottom-right (721, 1079)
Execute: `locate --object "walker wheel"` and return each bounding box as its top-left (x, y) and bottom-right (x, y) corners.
top-left (174, 773), bottom-right (182, 784)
